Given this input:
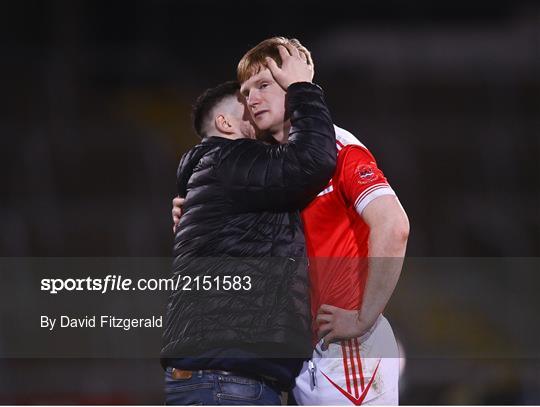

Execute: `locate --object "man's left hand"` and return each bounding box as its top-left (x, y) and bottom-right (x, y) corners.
top-left (316, 304), bottom-right (370, 350)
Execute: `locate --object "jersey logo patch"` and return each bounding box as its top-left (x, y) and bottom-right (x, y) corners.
top-left (355, 164), bottom-right (376, 185)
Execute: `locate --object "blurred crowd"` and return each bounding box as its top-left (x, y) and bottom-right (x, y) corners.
top-left (1, 0), bottom-right (539, 403)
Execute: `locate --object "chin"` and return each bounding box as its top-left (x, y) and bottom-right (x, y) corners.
top-left (255, 122), bottom-right (271, 132)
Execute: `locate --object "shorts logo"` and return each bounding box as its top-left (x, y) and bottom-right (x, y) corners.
top-left (320, 339), bottom-right (380, 405)
top-left (321, 358), bottom-right (381, 406)
top-left (356, 165), bottom-right (376, 185)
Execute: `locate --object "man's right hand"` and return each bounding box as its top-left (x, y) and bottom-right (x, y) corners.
top-left (265, 44), bottom-right (314, 90)
top-left (172, 196), bottom-right (185, 234)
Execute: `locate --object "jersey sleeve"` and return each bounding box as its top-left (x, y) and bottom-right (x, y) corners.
top-left (338, 146), bottom-right (396, 214)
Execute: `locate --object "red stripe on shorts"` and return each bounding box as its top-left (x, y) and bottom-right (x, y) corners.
top-left (354, 337), bottom-right (365, 391)
top-left (348, 339), bottom-right (359, 398)
top-left (341, 341), bottom-right (351, 393)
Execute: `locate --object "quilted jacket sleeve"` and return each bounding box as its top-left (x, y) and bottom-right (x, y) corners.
top-left (221, 82), bottom-right (337, 212)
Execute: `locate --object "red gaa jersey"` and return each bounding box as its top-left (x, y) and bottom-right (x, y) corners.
top-left (301, 126), bottom-right (395, 331)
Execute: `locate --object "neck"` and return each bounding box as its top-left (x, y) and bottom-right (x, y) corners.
top-left (208, 133), bottom-right (242, 140)
top-left (270, 120), bottom-right (291, 145)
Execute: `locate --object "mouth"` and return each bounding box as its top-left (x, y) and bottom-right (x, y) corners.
top-left (254, 110), bottom-right (268, 119)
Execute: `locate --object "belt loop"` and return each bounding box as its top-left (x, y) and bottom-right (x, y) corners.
top-left (197, 370), bottom-right (203, 378)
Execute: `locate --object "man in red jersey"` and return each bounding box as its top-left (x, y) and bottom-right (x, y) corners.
top-left (173, 37), bottom-right (409, 405)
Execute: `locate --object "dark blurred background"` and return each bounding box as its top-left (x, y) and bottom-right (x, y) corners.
top-left (1, 0), bottom-right (539, 404)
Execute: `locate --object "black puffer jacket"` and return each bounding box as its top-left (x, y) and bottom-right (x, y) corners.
top-left (162, 82), bottom-right (336, 362)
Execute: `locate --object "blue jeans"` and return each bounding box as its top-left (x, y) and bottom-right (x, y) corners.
top-left (164, 368), bottom-right (282, 405)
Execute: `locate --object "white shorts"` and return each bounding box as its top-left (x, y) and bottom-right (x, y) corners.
top-left (293, 315), bottom-right (400, 405)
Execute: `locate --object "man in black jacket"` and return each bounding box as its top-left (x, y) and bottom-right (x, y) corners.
top-left (162, 45), bottom-right (337, 404)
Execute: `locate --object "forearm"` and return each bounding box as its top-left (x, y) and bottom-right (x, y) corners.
top-left (226, 84), bottom-right (336, 212)
top-left (357, 223), bottom-right (408, 332)
top-left (286, 82), bottom-right (337, 190)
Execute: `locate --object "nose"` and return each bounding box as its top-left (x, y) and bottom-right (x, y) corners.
top-left (247, 89), bottom-right (261, 108)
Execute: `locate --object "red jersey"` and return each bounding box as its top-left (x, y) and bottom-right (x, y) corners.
top-left (301, 126), bottom-right (395, 329)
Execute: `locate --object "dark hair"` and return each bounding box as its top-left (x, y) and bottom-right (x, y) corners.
top-left (192, 81), bottom-right (240, 139)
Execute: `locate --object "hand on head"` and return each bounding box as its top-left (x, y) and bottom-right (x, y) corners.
top-left (265, 44), bottom-right (314, 90)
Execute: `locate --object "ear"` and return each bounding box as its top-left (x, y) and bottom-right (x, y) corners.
top-left (215, 114), bottom-right (234, 134)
